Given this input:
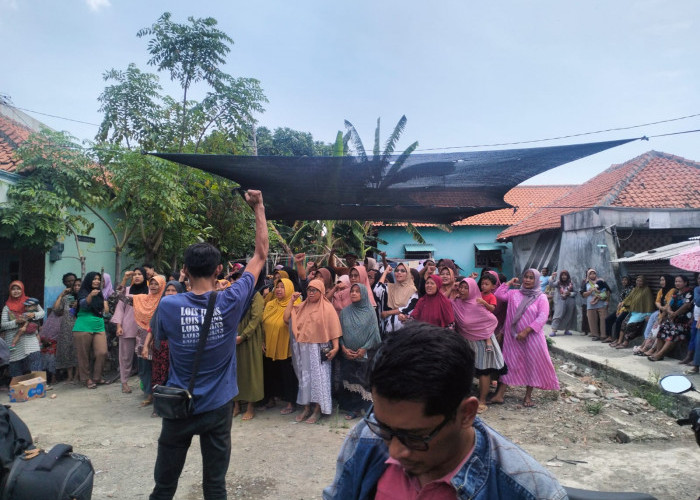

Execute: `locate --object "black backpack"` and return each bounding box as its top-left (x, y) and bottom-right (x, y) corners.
top-left (0, 405), bottom-right (34, 484)
top-left (0, 406), bottom-right (94, 500)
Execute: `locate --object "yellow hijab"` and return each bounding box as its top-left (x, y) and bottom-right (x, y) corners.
top-left (262, 278), bottom-right (300, 360)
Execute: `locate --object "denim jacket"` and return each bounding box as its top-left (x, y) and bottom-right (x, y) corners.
top-left (323, 417), bottom-right (568, 500)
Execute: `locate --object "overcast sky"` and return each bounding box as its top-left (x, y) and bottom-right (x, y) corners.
top-left (2, 0), bottom-right (699, 184)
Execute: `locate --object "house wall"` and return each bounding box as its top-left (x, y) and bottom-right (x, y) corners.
top-left (43, 208), bottom-right (133, 309)
top-left (377, 226), bottom-right (513, 276)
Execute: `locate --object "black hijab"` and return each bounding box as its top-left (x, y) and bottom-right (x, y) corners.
top-left (78, 271), bottom-right (104, 316)
top-left (659, 274), bottom-right (675, 305)
top-left (128, 267), bottom-right (149, 295)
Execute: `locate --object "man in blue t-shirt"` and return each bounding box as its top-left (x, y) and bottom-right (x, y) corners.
top-left (150, 190), bottom-right (268, 500)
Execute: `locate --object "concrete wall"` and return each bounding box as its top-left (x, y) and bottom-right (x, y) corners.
top-left (377, 225), bottom-right (513, 277)
top-left (563, 207), bottom-right (700, 231)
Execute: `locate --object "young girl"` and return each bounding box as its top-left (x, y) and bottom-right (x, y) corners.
top-left (478, 274), bottom-right (498, 351)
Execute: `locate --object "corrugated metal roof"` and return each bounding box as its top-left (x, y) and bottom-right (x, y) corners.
top-left (611, 240), bottom-right (699, 263)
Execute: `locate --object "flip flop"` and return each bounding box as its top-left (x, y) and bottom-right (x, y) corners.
top-left (140, 399), bottom-right (153, 407)
top-left (601, 338), bottom-right (614, 343)
top-left (523, 400), bottom-right (536, 408)
top-left (280, 406), bottom-right (296, 415)
top-left (344, 411), bottom-right (359, 420)
top-left (615, 344), bottom-right (629, 349)
top-left (86, 382), bottom-right (97, 389)
top-left (306, 412), bottom-right (322, 424)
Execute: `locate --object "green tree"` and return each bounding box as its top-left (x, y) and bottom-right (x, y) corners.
top-left (0, 130), bottom-right (100, 276)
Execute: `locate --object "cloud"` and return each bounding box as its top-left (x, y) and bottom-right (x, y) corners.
top-left (85, 0), bottom-right (110, 12)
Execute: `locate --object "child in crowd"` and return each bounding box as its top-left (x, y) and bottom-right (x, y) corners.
top-left (590, 280), bottom-right (610, 306)
top-left (11, 298), bottom-right (41, 347)
top-left (478, 274), bottom-right (498, 352)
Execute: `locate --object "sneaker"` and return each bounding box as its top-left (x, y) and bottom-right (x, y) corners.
top-left (564, 330), bottom-right (572, 336)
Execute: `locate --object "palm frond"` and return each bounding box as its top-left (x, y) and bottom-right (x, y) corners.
top-left (381, 115), bottom-right (407, 161)
top-left (405, 222), bottom-right (426, 244)
top-left (332, 131), bottom-right (344, 157)
top-left (379, 141), bottom-right (418, 189)
top-left (435, 224), bottom-right (453, 233)
top-left (344, 120), bottom-right (367, 162)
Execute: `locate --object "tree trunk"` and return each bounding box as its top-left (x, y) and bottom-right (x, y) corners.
top-left (114, 249), bottom-right (122, 283)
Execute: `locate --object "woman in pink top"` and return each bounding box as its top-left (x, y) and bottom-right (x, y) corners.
top-left (489, 269), bottom-right (559, 408)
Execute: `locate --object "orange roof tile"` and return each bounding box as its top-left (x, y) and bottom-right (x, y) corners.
top-left (497, 151), bottom-right (700, 240)
top-left (376, 185), bottom-right (575, 228)
top-left (0, 114), bottom-right (32, 173)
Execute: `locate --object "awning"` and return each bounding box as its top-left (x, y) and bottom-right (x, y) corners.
top-left (611, 240), bottom-right (699, 263)
top-left (404, 244), bottom-right (436, 252)
top-left (151, 138), bottom-right (638, 223)
top-left (475, 243), bottom-right (509, 251)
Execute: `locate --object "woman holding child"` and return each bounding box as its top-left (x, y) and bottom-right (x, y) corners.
top-left (1, 281), bottom-right (45, 377)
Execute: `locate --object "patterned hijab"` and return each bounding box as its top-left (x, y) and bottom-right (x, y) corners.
top-left (386, 263), bottom-right (417, 309)
top-left (291, 280), bottom-right (343, 344)
top-left (511, 268), bottom-right (543, 332)
top-left (410, 275), bottom-right (455, 328)
top-left (452, 278), bottom-right (497, 341)
top-left (340, 284), bottom-right (381, 351)
top-left (133, 275), bottom-right (166, 329)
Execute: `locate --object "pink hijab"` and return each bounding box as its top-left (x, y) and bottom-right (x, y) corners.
top-left (351, 265), bottom-right (376, 307)
top-left (452, 278), bottom-right (497, 341)
top-left (332, 275), bottom-right (352, 314)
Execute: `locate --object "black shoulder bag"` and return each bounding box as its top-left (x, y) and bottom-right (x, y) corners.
top-left (152, 291), bottom-right (218, 420)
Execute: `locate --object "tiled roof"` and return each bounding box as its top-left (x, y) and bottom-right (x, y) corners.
top-left (497, 151), bottom-right (700, 240)
top-left (0, 113), bottom-right (32, 173)
top-left (455, 185), bottom-right (575, 226)
top-left (376, 185), bottom-right (575, 228)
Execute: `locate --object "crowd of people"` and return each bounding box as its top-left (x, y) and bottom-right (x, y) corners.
top-left (2, 254), bottom-right (699, 420)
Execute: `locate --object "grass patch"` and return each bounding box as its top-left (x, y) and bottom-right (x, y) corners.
top-left (630, 370), bottom-right (675, 414)
top-left (584, 401), bottom-right (603, 415)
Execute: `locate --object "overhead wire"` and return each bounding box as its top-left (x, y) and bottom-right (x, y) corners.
top-left (5, 101), bottom-right (700, 154)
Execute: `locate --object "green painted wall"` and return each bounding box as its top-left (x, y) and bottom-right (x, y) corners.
top-left (377, 226), bottom-right (513, 277)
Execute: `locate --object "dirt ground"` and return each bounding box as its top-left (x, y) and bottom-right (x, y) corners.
top-left (5, 358), bottom-right (699, 500)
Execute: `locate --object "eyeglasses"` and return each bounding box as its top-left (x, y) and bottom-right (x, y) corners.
top-left (363, 404), bottom-right (451, 451)
top-left (307, 288), bottom-right (320, 294)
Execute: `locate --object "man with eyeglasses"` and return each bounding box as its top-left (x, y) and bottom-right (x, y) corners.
top-left (323, 321), bottom-right (566, 500)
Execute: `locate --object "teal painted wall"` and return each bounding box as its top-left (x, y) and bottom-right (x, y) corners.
top-left (43, 209), bottom-right (134, 309)
top-left (377, 226), bottom-right (513, 277)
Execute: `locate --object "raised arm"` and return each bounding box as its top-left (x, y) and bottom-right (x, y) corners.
top-left (242, 190), bottom-right (269, 283)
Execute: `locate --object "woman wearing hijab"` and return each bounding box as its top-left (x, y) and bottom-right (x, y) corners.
top-left (261, 278), bottom-right (301, 415)
top-left (549, 270), bottom-right (577, 336)
top-left (609, 275), bottom-right (655, 349)
top-left (116, 273), bottom-right (166, 405)
top-left (348, 266), bottom-right (377, 307)
top-left (233, 275), bottom-right (265, 421)
top-left (410, 274), bottom-right (455, 328)
top-left (338, 283), bottom-right (381, 420)
top-left (637, 274), bottom-right (676, 354)
top-left (438, 266), bottom-right (460, 300)
top-left (647, 275), bottom-right (694, 362)
top-left (331, 275), bottom-right (352, 315)
top-left (490, 269), bottom-right (559, 407)
top-left (73, 272), bottom-right (108, 389)
top-left (453, 278), bottom-right (506, 413)
top-left (602, 275), bottom-right (634, 343)
top-left (580, 269), bottom-right (609, 341)
top-left (374, 262), bottom-right (419, 336)
top-left (1, 281), bottom-right (45, 377)
top-left (111, 267), bottom-right (148, 394)
top-left (142, 280), bottom-right (183, 417)
top-left (286, 279), bottom-right (342, 424)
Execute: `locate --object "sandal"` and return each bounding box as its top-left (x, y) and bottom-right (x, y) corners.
top-left (601, 338), bottom-right (614, 343)
top-left (295, 408), bottom-right (312, 422)
top-left (684, 368), bottom-right (699, 375)
top-left (140, 398), bottom-right (153, 407)
top-left (306, 411), bottom-right (322, 424)
top-left (121, 384), bottom-right (132, 394)
top-left (344, 411), bottom-right (359, 420)
top-left (280, 405), bottom-right (295, 415)
top-left (522, 399), bottom-right (536, 408)
top-left (648, 355), bottom-right (664, 362)
top-left (549, 332), bottom-right (557, 337)
top-left (591, 337), bottom-right (601, 341)
top-left (86, 381), bottom-right (97, 389)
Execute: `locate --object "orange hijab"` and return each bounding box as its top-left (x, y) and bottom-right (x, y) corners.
top-left (133, 275), bottom-right (166, 329)
top-left (5, 281), bottom-right (28, 316)
top-left (291, 280), bottom-right (343, 344)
